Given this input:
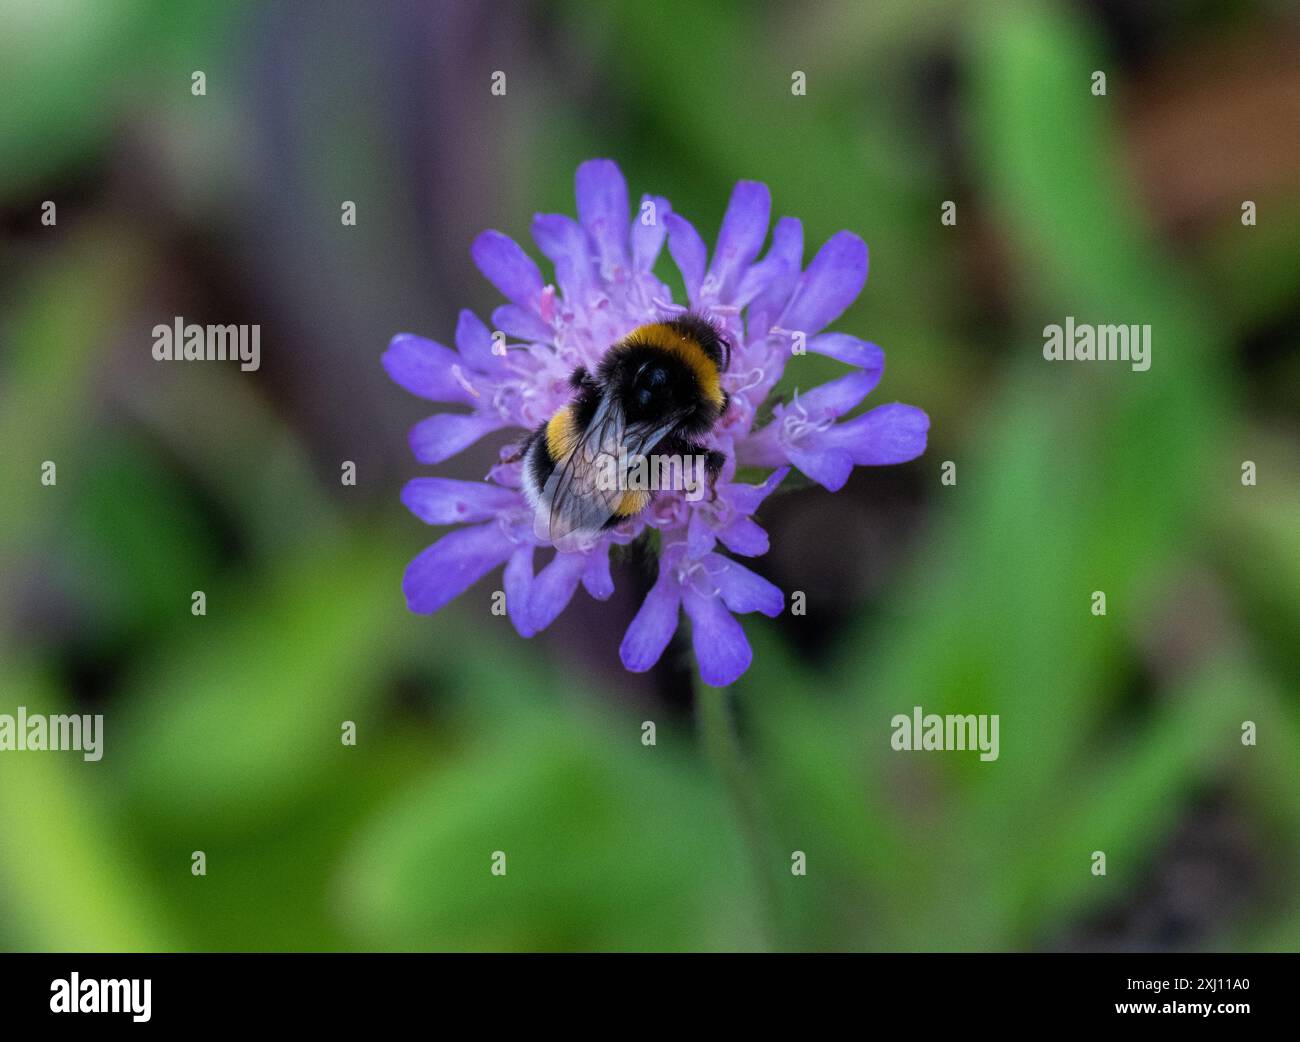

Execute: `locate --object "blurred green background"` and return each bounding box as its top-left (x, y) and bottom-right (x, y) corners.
top-left (1, 0), bottom-right (1297, 952)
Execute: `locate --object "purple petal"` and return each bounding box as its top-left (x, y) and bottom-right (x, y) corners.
top-left (711, 556), bottom-right (783, 616)
top-left (532, 213), bottom-right (596, 304)
top-left (707, 180), bottom-right (771, 300)
top-left (472, 230), bottom-right (545, 312)
top-left (403, 523), bottom-right (513, 614)
top-left (686, 507), bottom-right (716, 558)
top-left (619, 562), bottom-right (682, 673)
top-left (787, 443), bottom-right (855, 492)
top-left (717, 516), bottom-right (769, 557)
top-left (666, 213), bottom-right (708, 305)
top-left (504, 544), bottom-right (535, 637)
top-left (409, 412), bottom-right (504, 464)
top-left (794, 369), bottom-right (878, 420)
top-left (682, 588), bottom-right (752, 687)
top-left (741, 216), bottom-right (803, 338)
top-left (631, 194), bottom-right (671, 272)
top-left (528, 551), bottom-right (588, 632)
top-left (734, 422), bottom-right (786, 468)
top-left (777, 230), bottom-right (868, 337)
top-left (581, 545), bottom-right (614, 600)
top-left (401, 478), bottom-right (520, 525)
top-left (455, 309), bottom-right (505, 372)
top-left (825, 402), bottom-right (929, 465)
top-left (725, 466), bottom-right (790, 514)
top-left (807, 333), bottom-right (885, 375)
top-left (575, 158), bottom-right (629, 275)
top-left (383, 334), bottom-right (477, 404)
top-left (491, 304), bottom-right (553, 343)
top-left (486, 454), bottom-right (523, 489)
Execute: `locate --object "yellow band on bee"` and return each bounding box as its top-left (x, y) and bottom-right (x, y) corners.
top-left (545, 407), bottom-right (579, 461)
top-left (614, 489), bottom-right (651, 517)
top-left (623, 323), bottom-right (725, 408)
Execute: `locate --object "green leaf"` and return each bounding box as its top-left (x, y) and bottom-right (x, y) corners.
top-left (338, 702), bottom-right (762, 951)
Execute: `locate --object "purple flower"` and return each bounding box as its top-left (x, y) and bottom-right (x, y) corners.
top-left (385, 159), bottom-right (928, 686)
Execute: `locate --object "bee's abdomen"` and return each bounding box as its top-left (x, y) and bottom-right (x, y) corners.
top-left (609, 490), bottom-right (651, 522)
top-left (521, 417), bottom-right (558, 510)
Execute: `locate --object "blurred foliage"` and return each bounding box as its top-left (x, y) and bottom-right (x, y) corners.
top-left (0, 0), bottom-right (1297, 951)
top-left (0, 0), bottom-right (238, 196)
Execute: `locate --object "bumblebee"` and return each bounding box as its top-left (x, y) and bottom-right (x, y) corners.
top-left (519, 313), bottom-right (730, 548)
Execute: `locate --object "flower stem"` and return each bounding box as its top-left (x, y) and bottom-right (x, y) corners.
top-left (695, 681), bottom-right (781, 948)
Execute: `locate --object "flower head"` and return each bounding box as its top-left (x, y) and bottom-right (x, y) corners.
top-left (385, 159), bottom-right (928, 686)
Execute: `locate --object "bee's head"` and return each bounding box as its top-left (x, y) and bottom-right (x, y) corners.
top-left (606, 349), bottom-right (698, 424)
top-left (602, 316), bottom-right (731, 433)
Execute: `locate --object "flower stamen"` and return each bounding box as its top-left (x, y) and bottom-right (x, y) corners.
top-left (450, 364), bottom-right (481, 399)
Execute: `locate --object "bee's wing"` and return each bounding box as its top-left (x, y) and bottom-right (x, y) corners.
top-left (536, 395), bottom-right (677, 549)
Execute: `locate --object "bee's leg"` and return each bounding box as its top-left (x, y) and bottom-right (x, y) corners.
top-left (675, 440), bottom-right (726, 499)
top-left (659, 435), bottom-right (725, 502)
top-left (568, 365), bottom-right (601, 392)
top-left (701, 449), bottom-right (726, 500)
top-left (501, 426), bottom-right (540, 465)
